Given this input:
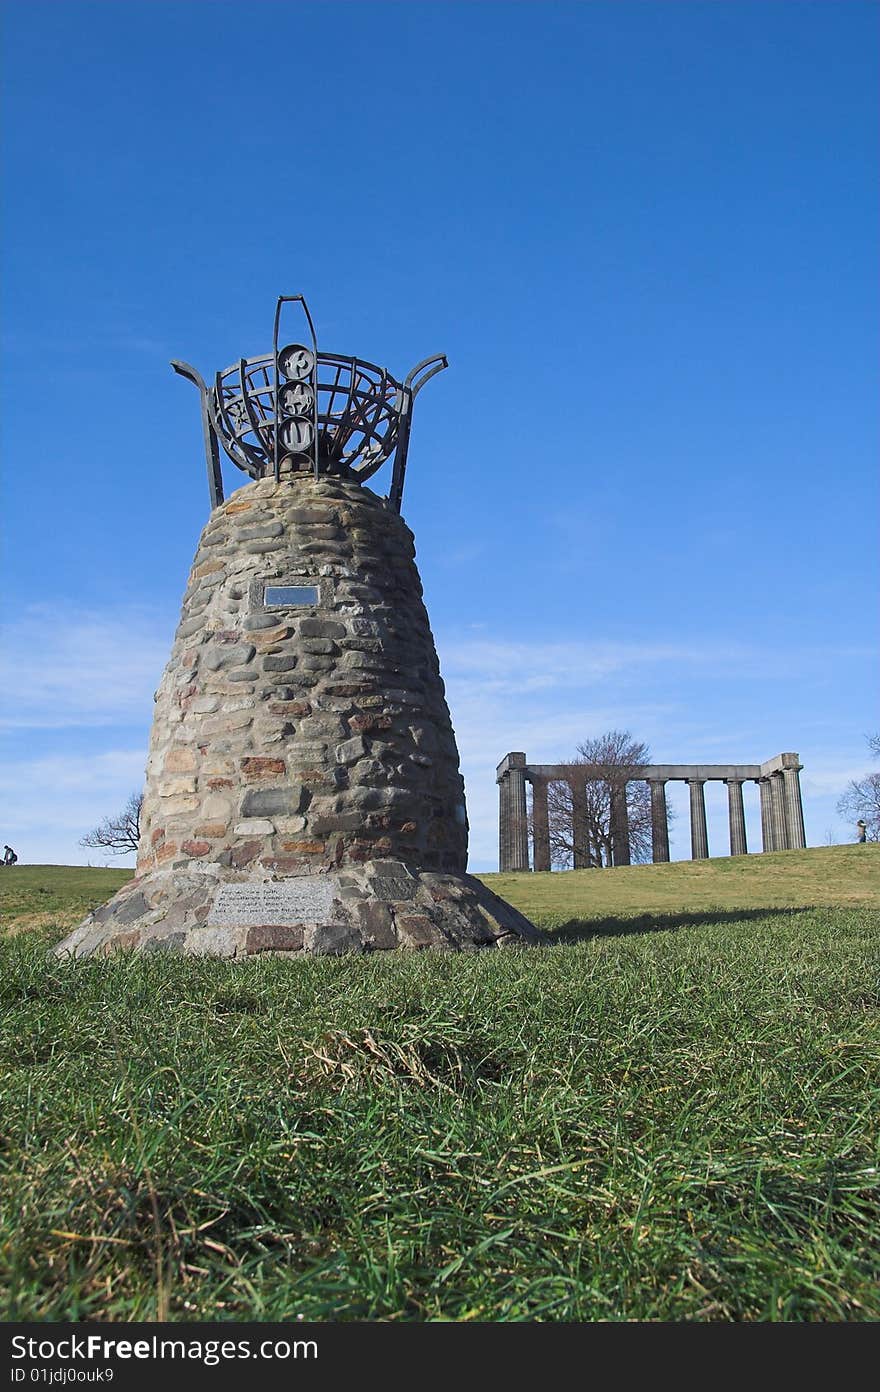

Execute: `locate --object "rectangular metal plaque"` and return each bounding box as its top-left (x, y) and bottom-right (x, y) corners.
top-left (208, 878), bottom-right (339, 926)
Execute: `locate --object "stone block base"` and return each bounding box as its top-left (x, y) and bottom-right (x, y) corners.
top-left (55, 861), bottom-right (544, 958)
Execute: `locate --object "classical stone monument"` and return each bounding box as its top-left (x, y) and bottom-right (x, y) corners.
top-left (497, 751), bottom-right (807, 871)
top-left (57, 297), bottom-right (541, 956)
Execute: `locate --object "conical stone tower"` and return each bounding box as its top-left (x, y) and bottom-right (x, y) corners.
top-left (58, 302), bottom-right (541, 957)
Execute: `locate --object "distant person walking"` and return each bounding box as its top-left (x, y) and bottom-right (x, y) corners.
top-left (2, 844), bottom-right (18, 866)
top-left (856, 820), bottom-right (868, 844)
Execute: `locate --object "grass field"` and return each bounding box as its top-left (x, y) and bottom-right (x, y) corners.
top-left (1, 847), bottom-right (878, 1322)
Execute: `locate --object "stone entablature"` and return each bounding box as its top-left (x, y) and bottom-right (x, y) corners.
top-left (497, 751), bottom-right (806, 872)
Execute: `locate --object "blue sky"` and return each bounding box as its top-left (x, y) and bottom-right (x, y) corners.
top-left (1, 0), bottom-right (877, 871)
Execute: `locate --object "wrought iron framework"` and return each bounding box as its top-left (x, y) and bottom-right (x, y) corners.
top-left (172, 295), bottom-right (446, 512)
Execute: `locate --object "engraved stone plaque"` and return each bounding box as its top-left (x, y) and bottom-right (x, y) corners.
top-left (208, 878), bottom-right (339, 926)
top-left (370, 876), bottom-right (417, 902)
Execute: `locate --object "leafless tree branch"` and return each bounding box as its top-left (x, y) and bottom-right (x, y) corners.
top-left (79, 791), bottom-right (143, 856)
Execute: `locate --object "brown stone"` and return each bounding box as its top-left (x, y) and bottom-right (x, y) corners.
top-left (224, 498), bottom-right (254, 514)
top-left (115, 930), bottom-right (142, 950)
top-left (267, 700), bottom-right (312, 717)
top-left (354, 901), bottom-right (397, 949)
top-left (194, 822), bottom-right (228, 838)
top-left (206, 777), bottom-right (234, 790)
top-left (253, 625), bottom-right (292, 651)
top-left (396, 914), bottom-right (439, 947)
top-left (155, 842), bottom-right (179, 863)
top-left (349, 714), bottom-right (394, 733)
top-left (151, 827), bottom-right (165, 846)
top-left (164, 747), bottom-right (197, 773)
top-left (230, 840), bottom-right (260, 867)
top-left (241, 757), bottom-right (286, 780)
top-left (280, 840), bottom-right (326, 854)
top-left (246, 924), bottom-right (304, 953)
top-left (181, 839), bottom-right (211, 857)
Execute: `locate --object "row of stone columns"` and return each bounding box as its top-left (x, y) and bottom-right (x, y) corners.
top-left (759, 767), bottom-right (807, 853)
top-left (497, 756), bottom-right (806, 871)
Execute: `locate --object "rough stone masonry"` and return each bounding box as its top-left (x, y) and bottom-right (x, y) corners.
top-left (57, 474), bottom-right (542, 956)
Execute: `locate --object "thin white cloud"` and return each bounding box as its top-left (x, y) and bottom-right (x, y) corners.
top-left (438, 635), bottom-right (874, 697)
top-left (0, 604), bottom-right (172, 731)
top-left (0, 749), bottom-right (145, 867)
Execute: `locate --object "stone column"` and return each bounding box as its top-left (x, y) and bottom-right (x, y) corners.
top-left (758, 778), bottom-right (773, 851)
top-left (687, 778), bottom-right (709, 859)
top-left (571, 778), bottom-right (590, 868)
top-left (725, 778), bottom-right (748, 856)
top-left (610, 783), bottom-right (631, 866)
top-left (782, 759), bottom-right (806, 850)
top-left (507, 763), bottom-right (530, 872)
top-left (649, 780), bottom-right (670, 863)
top-left (531, 776), bottom-right (551, 872)
top-left (770, 771), bottom-right (789, 851)
top-left (498, 774), bottom-right (511, 871)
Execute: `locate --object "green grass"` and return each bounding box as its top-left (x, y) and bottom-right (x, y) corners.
top-left (0, 864), bottom-right (132, 942)
top-left (0, 850), bottom-right (878, 1322)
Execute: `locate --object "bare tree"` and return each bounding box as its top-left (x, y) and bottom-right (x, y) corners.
top-left (837, 734), bottom-right (880, 841)
top-left (533, 730), bottom-right (668, 868)
top-left (80, 792), bottom-right (143, 856)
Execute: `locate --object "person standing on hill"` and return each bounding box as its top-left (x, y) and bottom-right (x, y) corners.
top-left (2, 845), bottom-right (17, 866)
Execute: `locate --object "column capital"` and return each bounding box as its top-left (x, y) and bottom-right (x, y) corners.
top-left (496, 751), bottom-right (527, 782)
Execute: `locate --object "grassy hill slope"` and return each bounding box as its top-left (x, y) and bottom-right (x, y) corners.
top-left (481, 843), bottom-right (880, 926)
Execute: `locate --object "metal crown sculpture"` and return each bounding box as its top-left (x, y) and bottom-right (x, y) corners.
top-left (172, 295), bottom-right (447, 513)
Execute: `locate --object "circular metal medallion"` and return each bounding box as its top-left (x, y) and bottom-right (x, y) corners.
top-left (279, 381), bottom-right (314, 415)
top-left (278, 416), bottom-right (314, 451)
top-left (277, 343), bottom-right (315, 382)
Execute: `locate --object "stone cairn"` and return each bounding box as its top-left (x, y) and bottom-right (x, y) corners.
top-left (58, 474), bottom-right (542, 956)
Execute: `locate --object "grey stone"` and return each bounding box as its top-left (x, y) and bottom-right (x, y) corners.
top-left (298, 618), bottom-right (346, 638)
top-left (244, 613), bottom-right (289, 630)
top-left (299, 639), bottom-right (337, 655)
top-left (336, 736), bottom-right (367, 765)
top-left (239, 522), bottom-right (284, 540)
top-left (305, 922), bottom-right (363, 955)
top-left (263, 655), bottom-right (298, 671)
top-left (203, 643), bottom-right (256, 671)
top-left (240, 786), bottom-right (306, 817)
top-left (114, 892), bottom-right (148, 924)
top-left (142, 933), bottom-right (187, 954)
top-left (371, 877), bottom-right (418, 902)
